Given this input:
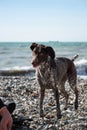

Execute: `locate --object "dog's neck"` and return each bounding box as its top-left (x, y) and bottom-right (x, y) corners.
top-left (36, 56), bottom-right (57, 87)
top-left (37, 60), bottom-right (49, 71)
top-left (36, 56), bottom-right (51, 69)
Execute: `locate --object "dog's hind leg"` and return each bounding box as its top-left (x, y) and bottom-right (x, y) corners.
top-left (70, 83), bottom-right (78, 110)
top-left (74, 86), bottom-right (78, 110)
top-left (68, 74), bottom-right (78, 110)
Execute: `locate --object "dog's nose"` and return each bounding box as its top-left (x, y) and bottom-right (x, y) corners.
top-left (31, 61), bottom-right (37, 67)
top-left (31, 62), bottom-right (33, 65)
top-left (31, 61), bottom-right (34, 65)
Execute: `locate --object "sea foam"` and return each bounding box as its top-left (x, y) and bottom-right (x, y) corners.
top-left (75, 58), bottom-right (87, 76)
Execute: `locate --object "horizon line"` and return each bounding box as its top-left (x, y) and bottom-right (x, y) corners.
top-left (0, 40), bottom-right (87, 43)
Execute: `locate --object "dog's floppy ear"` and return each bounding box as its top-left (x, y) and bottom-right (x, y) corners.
top-left (30, 43), bottom-right (38, 51)
top-left (46, 46), bottom-right (55, 59)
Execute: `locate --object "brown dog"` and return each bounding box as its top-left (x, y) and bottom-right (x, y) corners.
top-left (30, 43), bottom-right (78, 119)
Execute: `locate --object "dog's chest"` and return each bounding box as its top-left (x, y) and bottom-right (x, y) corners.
top-left (36, 64), bottom-right (57, 89)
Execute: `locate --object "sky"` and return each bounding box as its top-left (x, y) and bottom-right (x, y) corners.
top-left (0, 0), bottom-right (87, 42)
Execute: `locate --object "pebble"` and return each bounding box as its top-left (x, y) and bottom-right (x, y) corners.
top-left (0, 75), bottom-right (87, 130)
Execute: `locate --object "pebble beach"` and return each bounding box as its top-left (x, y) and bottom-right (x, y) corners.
top-left (0, 72), bottom-right (87, 130)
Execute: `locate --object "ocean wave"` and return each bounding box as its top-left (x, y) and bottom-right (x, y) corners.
top-left (0, 66), bottom-right (35, 76)
top-left (0, 59), bottom-right (87, 76)
top-left (75, 59), bottom-right (87, 76)
top-left (0, 66), bottom-right (34, 71)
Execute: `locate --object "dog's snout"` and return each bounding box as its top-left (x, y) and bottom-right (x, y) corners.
top-left (31, 61), bottom-right (33, 65)
top-left (31, 60), bottom-right (37, 67)
top-left (31, 61), bottom-right (35, 65)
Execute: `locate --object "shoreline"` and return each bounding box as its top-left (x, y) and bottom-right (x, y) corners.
top-left (0, 69), bottom-right (35, 76)
top-left (0, 68), bottom-right (87, 81)
top-left (0, 75), bottom-right (87, 130)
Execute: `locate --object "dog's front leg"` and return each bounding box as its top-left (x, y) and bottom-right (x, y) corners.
top-left (53, 88), bottom-right (62, 119)
top-left (39, 88), bottom-right (45, 117)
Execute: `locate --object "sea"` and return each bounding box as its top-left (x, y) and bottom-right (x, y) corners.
top-left (0, 42), bottom-right (87, 78)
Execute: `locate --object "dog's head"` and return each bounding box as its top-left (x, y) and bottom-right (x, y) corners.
top-left (30, 43), bottom-right (55, 68)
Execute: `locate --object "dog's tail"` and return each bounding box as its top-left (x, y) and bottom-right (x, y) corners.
top-left (71, 54), bottom-right (78, 62)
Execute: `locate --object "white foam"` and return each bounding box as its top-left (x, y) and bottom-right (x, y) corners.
top-left (75, 58), bottom-right (87, 65)
top-left (78, 75), bottom-right (87, 80)
top-left (1, 65), bottom-right (34, 71)
top-left (1, 58), bottom-right (87, 77)
top-left (75, 58), bottom-right (87, 76)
